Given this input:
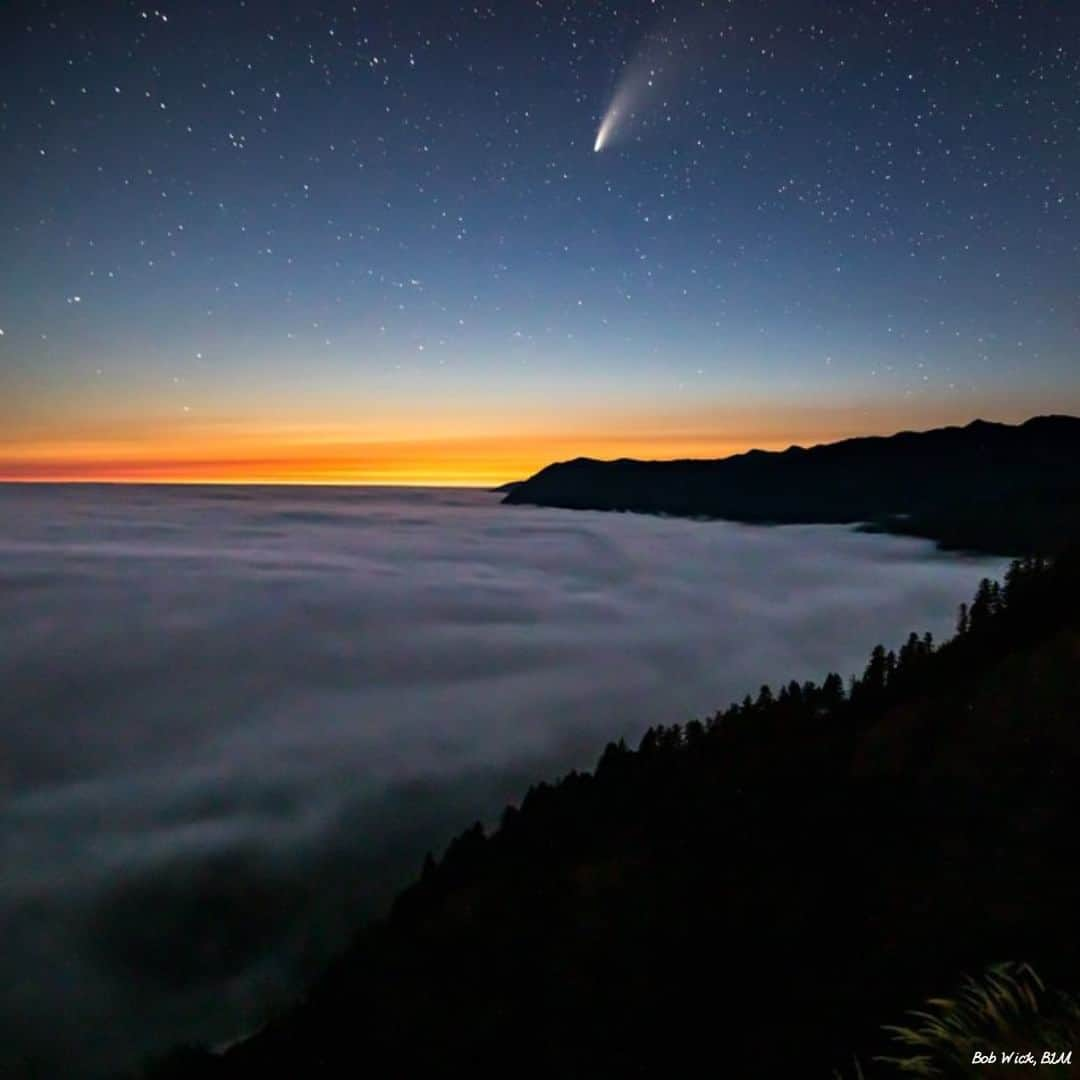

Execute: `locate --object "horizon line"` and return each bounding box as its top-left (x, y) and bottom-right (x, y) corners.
top-left (0, 478), bottom-right (506, 489)
top-left (3, 412), bottom-right (1072, 489)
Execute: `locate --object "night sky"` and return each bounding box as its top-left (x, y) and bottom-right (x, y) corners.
top-left (2, 0), bottom-right (1078, 484)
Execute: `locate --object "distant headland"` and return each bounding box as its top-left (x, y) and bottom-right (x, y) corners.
top-left (502, 415), bottom-right (1080, 555)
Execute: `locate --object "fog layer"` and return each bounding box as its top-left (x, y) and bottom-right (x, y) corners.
top-left (0, 485), bottom-right (1005, 1075)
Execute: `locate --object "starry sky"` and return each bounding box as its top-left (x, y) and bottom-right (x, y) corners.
top-left (2, 0), bottom-right (1078, 485)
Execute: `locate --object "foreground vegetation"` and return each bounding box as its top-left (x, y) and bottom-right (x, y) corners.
top-left (144, 545), bottom-right (1080, 1077)
top-left (837, 963), bottom-right (1079, 1078)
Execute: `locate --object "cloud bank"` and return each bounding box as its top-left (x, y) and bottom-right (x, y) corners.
top-left (0, 485), bottom-right (1006, 1075)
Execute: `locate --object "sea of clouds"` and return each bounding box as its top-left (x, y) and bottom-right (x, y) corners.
top-left (0, 484), bottom-right (1007, 1075)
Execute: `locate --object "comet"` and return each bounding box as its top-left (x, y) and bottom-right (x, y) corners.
top-left (592, 72), bottom-right (650, 154)
top-left (592, 11), bottom-right (712, 154)
top-left (593, 106), bottom-right (620, 153)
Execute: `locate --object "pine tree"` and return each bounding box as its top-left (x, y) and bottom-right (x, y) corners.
top-left (821, 672), bottom-right (845, 709)
top-left (969, 578), bottom-right (995, 630)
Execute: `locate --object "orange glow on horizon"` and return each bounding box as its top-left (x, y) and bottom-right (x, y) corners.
top-left (0, 430), bottom-right (827, 487)
top-left (3, 399), bottom-right (1044, 487)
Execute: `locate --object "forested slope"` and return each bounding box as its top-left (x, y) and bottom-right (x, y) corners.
top-left (146, 548), bottom-right (1080, 1078)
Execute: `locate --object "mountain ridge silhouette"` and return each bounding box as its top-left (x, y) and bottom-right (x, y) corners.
top-left (503, 415), bottom-right (1080, 554)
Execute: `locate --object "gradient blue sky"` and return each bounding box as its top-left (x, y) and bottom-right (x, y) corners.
top-left (2, 0), bottom-right (1078, 482)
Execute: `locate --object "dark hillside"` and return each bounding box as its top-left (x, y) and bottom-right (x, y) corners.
top-left (503, 415), bottom-right (1080, 555)
top-left (149, 545), bottom-right (1080, 1078)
